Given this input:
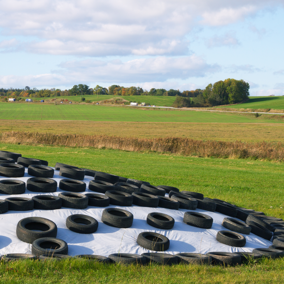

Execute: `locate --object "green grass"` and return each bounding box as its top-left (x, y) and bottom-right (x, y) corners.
top-left (216, 96), bottom-right (284, 110)
top-left (0, 103), bottom-right (283, 123)
top-left (1, 143), bottom-right (284, 282)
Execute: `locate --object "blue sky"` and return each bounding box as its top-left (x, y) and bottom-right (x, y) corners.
top-left (0, 0), bottom-right (283, 96)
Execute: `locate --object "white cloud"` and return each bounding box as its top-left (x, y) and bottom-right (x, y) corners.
top-left (0, 39), bottom-right (19, 51)
top-left (206, 32), bottom-right (240, 47)
top-left (228, 64), bottom-right (261, 73)
top-left (274, 69), bottom-right (284, 75)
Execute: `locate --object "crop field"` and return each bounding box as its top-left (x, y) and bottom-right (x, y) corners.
top-left (1, 143), bottom-right (284, 283)
top-left (216, 96), bottom-right (284, 110)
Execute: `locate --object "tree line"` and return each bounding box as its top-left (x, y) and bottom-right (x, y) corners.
top-left (0, 78), bottom-right (250, 107)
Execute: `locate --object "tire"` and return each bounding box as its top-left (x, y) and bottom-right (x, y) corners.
top-left (59, 179), bottom-right (86, 192)
top-left (269, 245), bottom-right (284, 256)
top-left (253, 248), bottom-right (282, 259)
top-left (85, 193), bottom-right (110, 207)
top-left (171, 194), bottom-right (197, 210)
top-left (137, 232), bottom-right (170, 251)
top-left (5, 197), bottom-right (34, 211)
top-left (32, 195), bottom-right (62, 210)
top-left (183, 212), bottom-right (213, 229)
top-left (89, 180), bottom-right (114, 193)
top-left (17, 156), bottom-right (42, 167)
top-left (273, 237), bottom-right (284, 248)
top-left (180, 191), bottom-right (204, 200)
top-left (132, 192), bottom-right (159, 207)
top-left (0, 150), bottom-right (21, 161)
top-left (55, 162), bottom-right (78, 171)
top-left (147, 212), bottom-right (175, 230)
top-left (246, 214), bottom-right (274, 232)
top-left (0, 179), bottom-right (25, 194)
top-left (114, 182), bottom-right (139, 194)
top-left (0, 163), bottom-right (25, 177)
top-left (66, 214), bottom-right (98, 234)
top-left (207, 252), bottom-right (241, 266)
top-left (59, 166), bottom-right (85, 180)
top-left (27, 178), bottom-right (57, 193)
top-left (32, 237), bottom-right (68, 256)
top-left (236, 208), bottom-right (256, 221)
top-left (38, 159), bottom-right (48, 166)
top-left (196, 198), bottom-right (216, 212)
top-left (28, 165), bottom-right (54, 178)
top-left (59, 192), bottom-right (88, 209)
top-left (16, 217), bottom-right (57, 244)
top-left (140, 184), bottom-right (165, 196)
top-left (0, 157), bottom-right (15, 164)
top-left (156, 185), bottom-right (179, 194)
top-left (176, 253), bottom-right (211, 265)
top-left (216, 230), bottom-right (246, 247)
top-left (39, 254), bottom-right (72, 260)
top-left (101, 208), bottom-right (133, 228)
top-left (246, 220), bottom-right (273, 240)
top-left (142, 253), bottom-right (178, 265)
top-left (1, 254), bottom-right (37, 261)
top-left (94, 171), bottom-right (119, 184)
top-left (108, 253), bottom-right (147, 265)
top-left (235, 251), bottom-right (263, 263)
top-left (222, 217), bottom-right (251, 235)
top-left (0, 200), bottom-right (8, 214)
top-left (75, 255), bottom-right (111, 263)
top-left (105, 190), bottom-right (133, 206)
top-left (215, 202), bottom-right (237, 217)
top-left (84, 169), bottom-right (96, 177)
top-left (158, 196), bottom-right (179, 210)
top-left (126, 179), bottom-right (150, 187)
top-left (117, 176), bottom-right (128, 183)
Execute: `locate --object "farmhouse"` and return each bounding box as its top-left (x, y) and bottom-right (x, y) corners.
top-left (8, 98), bottom-right (16, 102)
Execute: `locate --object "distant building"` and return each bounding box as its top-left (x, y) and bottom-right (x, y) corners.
top-left (8, 98), bottom-right (16, 102)
top-left (40, 100), bottom-right (44, 102)
top-left (25, 99), bottom-right (33, 102)
top-left (141, 102), bottom-right (146, 106)
top-left (130, 102), bottom-right (138, 106)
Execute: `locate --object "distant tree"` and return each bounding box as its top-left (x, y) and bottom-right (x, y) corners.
top-left (172, 97), bottom-right (192, 108)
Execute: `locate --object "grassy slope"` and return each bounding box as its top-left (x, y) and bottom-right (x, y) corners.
top-left (0, 103), bottom-right (282, 123)
top-left (216, 96), bottom-right (284, 110)
top-left (0, 143), bottom-right (284, 282)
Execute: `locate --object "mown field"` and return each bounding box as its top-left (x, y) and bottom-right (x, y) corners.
top-left (1, 143), bottom-right (284, 283)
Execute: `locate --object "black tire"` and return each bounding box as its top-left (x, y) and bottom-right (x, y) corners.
top-left (102, 208), bottom-right (133, 228)
top-left (216, 230), bottom-right (246, 247)
top-left (246, 220), bottom-right (273, 240)
top-left (207, 252), bottom-right (242, 266)
top-left (32, 195), bottom-right (62, 210)
top-left (140, 184), bottom-right (165, 196)
top-left (1, 254), bottom-right (36, 261)
top-left (27, 178), bottom-right (57, 193)
top-left (108, 253), bottom-right (147, 265)
top-left (85, 193), bottom-right (110, 207)
top-left (89, 180), bottom-right (114, 193)
top-left (28, 165), bottom-right (54, 178)
top-left (156, 185), bottom-right (179, 194)
top-left (117, 176), bottom-right (128, 183)
top-left (39, 254), bottom-right (72, 260)
top-left (132, 192), bottom-right (159, 207)
top-left (0, 157), bottom-right (14, 164)
top-left (59, 192), bottom-right (88, 209)
top-left (59, 179), bottom-right (86, 192)
top-left (147, 212), bottom-right (175, 230)
top-left (32, 237), bottom-right (68, 256)
top-left (38, 159), bottom-right (48, 166)
top-left (269, 245), bottom-right (284, 255)
top-left (55, 162), bottom-right (78, 171)
top-left (171, 194), bottom-right (197, 210)
top-left (126, 178), bottom-right (150, 187)
top-left (17, 156), bottom-right (42, 167)
top-left (235, 251), bottom-right (263, 263)
top-left (215, 202), bottom-right (237, 217)
top-left (59, 166), bottom-right (85, 180)
top-left (142, 253), bottom-right (178, 265)
top-left (66, 214), bottom-right (98, 234)
top-left (137, 232), bottom-right (170, 251)
top-left (196, 198), bottom-right (216, 212)
top-left (16, 217), bottom-right (57, 244)
top-left (0, 200), bottom-right (8, 214)
top-left (0, 150), bottom-right (21, 161)
top-left (0, 163), bottom-right (25, 177)
top-left (158, 196), bottom-right (179, 210)
top-left (222, 217), bottom-right (251, 235)
top-left (246, 214), bottom-right (274, 232)
top-left (0, 179), bottom-right (25, 194)
top-left (176, 253), bottom-right (211, 265)
top-left (183, 212), bottom-right (213, 229)
top-left (75, 255), bottom-right (111, 263)
top-left (273, 237), bottom-right (284, 248)
top-left (236, 208), bottom-right (256, 221)
top-left (94, 171), bottom-right (119, 184)
top-left (5, 197), bottom-right (34, 211)
top-left (105, 190), bottom-right (133, 206)
top-left (84, 169), bottom-right (97, 177)
top-left (253, 248), bottom-right (282, 259)
top-left (114, 182), bottom-right (139, 194)
top-left (180, 191), bottom-right (204, 200)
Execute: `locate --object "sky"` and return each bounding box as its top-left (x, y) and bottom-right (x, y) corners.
top-left (0, 0), bottom-right (283, 96)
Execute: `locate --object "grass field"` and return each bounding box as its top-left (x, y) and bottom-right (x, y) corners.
top-left (1, 143), bottom-right (284, 283)
top-left (216, 96), bottom-right (284, 110)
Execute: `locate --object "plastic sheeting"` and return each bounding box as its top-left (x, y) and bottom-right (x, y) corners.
top-left (0, 169), bottom-right (272, 256)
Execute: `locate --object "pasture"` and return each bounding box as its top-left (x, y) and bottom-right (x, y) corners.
top-left (0, 143), bottom-right (284, 283)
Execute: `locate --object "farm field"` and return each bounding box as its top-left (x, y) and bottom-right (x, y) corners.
top-left (0, 143), bottom-right (284, 283)
top-left (215, 96), bottom-right (284, 110)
